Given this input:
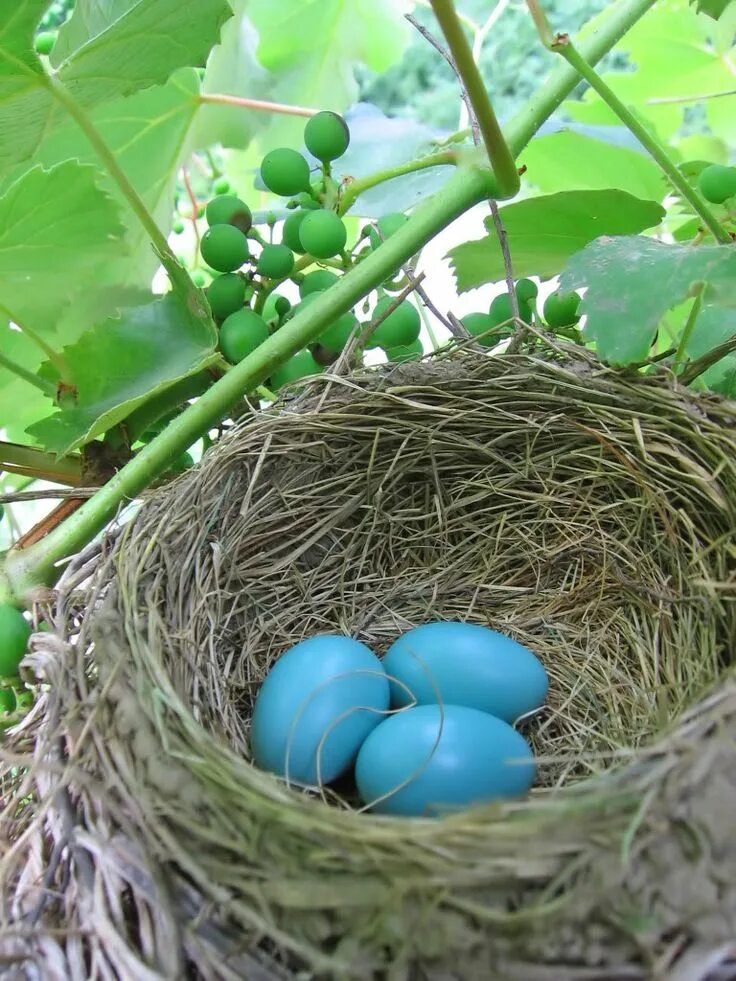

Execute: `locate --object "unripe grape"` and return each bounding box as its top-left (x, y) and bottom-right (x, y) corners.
top-left (207, 273), bottom-right (246, 320)
top-left (171, 452), bottom-right (194, 473)
top-left (219, 309), bottom-right (269, 363)
top-left (172, 219), bottom-right (185, 234)
top-left (462, 312), bottom-right (498, 347)
top-left (319, 312), bottom-right (360, 351)
top-left (304, 111), bottom-right (350, 162)
top-left (299, 269), bottom-right (339, 298)
top-left (368, 212), bottom-right (408, 248)
top-left (0, 605), bottom-right (31, 677)
top-left (298, 210), bottom-right (347, 259)
top-left (260, 148), bottom-right (311, 196)
top-left (281, 210), bottom-right (310, 253)
top-left (190, 269), bottom-right (208, 287)
top-left (271, 350), bottom-right (323, 390)
top-left (205, 194), bottom-right (252, 234)
top-left (257, 244), bottom-right (295, 279)
top-left (515, 278), bottom-right (538, 304)
top-left (34, 31), bottom-right (56, 55)
top-left (263, 292), bottom-right (291, 322)
top-left (200, 224), bottom-right (249, 273)
top-left (214, 177), bottom-right (230, 195)
top-left (543, 290), bottom-right (582, 329)
top-left (697, 164), bottom-right (736, 204)
top-left (295, 192), bottom-right (321, 210)
top-left (489, 293), bottom-right (531, 327)
top-left (385, 339), bottom-right (423, 363)
top-left (371, 297), bottom-right (421, 348)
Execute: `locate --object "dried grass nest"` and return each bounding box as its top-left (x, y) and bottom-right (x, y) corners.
top-left (3, 348), bottom-right (736, 981)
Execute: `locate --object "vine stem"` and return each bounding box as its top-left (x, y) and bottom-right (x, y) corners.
top-left (337, 150), bottom-right (457, 216)
top-left (428, 0), bottom-right (520, 199)
top-left (673, 283), bottom-right (705, 369)
top-left (47, 76), bottom-right (184, 271)
top-left (198, 93), bottom-right (318, 117)
top-left (548, 36), bottom-right (731, 245)
top-left (0, 0), bottom-right (661, 604)
top-left (0, 352), bottom-right (57, 397)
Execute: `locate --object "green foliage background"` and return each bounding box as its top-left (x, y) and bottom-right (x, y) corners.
top-left (359, 0), bottom-right (610, 128)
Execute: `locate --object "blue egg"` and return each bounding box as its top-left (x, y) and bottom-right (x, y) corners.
top-left (355, 704), bottom-right (535, 817)
top-left (382, 622), bottom-right (548, 723)
top-left (250, 635), bottom-right (389, 786)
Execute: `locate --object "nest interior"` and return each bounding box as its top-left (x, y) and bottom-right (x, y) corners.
top-left (5, 351), bottom-right (736, 981)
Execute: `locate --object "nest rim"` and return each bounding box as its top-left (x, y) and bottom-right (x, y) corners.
top-left (5, 347), bottom-right (736, 980)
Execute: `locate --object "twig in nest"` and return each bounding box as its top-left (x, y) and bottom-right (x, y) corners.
top-left (489, 200), bottom-right (520, 321)
top-left (0, 487), bottom-right (100, 504)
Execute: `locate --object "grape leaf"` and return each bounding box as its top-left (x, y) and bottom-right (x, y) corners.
top-left (448, 190), bottom-right (665, 292)
top-left (332, 103), bottom-right (451, 217)
top-left (684, 304), bottom-right (736, 395)
top-left (691, 0), bottom-right (733, 20)
top-left (520, 130), bottom-right (665, 202)
top-left (560, 237), bottom-right (736, 365)
top-left (0, 324), bottom-right (55, 444)
top-left (0, 0), bottom-right (59, 170)
top-left (565, 2), bottom-right (736, 141)
top-left (246, 0), bottom-right (410, 148)
top-left (12, 70), bottom-right (202, 288)
top-left (193, 0), bottom-right (272, 151)
top-left (28, 293), bottom-right (219, 454)
top-left (0, 0), bottom-right (230, 174)
top-left (0, 286), bottom-right (150, 445)
top-left (0, 161), bottom-right (126, 328)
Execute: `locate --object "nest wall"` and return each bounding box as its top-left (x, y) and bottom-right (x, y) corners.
top-left (3, 351), bottom-right (736, 981)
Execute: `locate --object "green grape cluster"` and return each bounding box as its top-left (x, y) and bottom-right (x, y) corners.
top-left (462, 280), bottom-right (538, 347)
top-left (178, 110), bottom-right (427, 392)
top-left (258, 112), bottom-right (352, 260)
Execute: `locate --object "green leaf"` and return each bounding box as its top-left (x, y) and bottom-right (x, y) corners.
top-left (0, 0), bottom-right (57, 170)
top-left (28, 293), bottom-right (219, 454)
top-left (565, 2), bottom-right (736, 141)
top-left (0, 161), bottom-right (126, 327)
top-left (247, 0), bottom-right (410, 148)
top-left (691, 0), bottom-right (733, 20)
top-left (560, 237), bottom-right (736, 365)
top-left (51, 0), bottom-right (230, 101)
top-left (0, 0), bottom-right (230, 175)
top-left (684, 304), bottom-right (736, 395)
top-left (14, 70), bottom-right (202, 287)
top-left (521, 130), bottom-right (665, 202)
top-left (0, 286), bottom-right (150, 445)
top-left (448, 190), bottom-right (665, 292)
top-left (193, 0), bottom-right (272, 151)
top-left (333, 104), bottom-right (451, 217)
top-left (0, 324), bottom-right (54, 443)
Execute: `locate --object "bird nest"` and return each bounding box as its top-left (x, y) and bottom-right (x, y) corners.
top-left (2, 349), bottom-right (736, 980)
